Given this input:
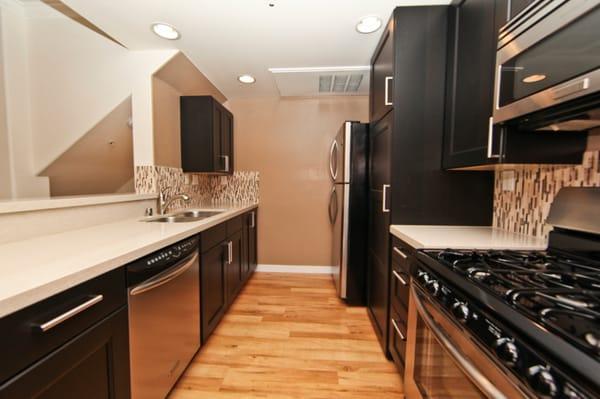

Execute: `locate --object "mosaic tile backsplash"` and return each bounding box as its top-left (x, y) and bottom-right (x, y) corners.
top-left (135, 166), bottom-right (259, 210)
top-left (493, 150), bottom-right (600, 238)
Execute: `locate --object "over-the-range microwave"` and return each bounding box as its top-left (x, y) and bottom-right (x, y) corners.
top-left (493, 0), bottom-right (600, 132)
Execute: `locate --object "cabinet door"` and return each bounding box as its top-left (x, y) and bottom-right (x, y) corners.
top-left (367, 112), bottom-right (392, 353)
top-left (388, 304), bottom-right (408, 374)
top-left (201, 243), bottom-right (227, 343)
top-left (226, 230), bottom-right (244, 303)
top-left (212, 103), bottom-right (225, 173)
top-left (370, 23), bottom-right (394, 123)
top-left (220, 109), bottom-right (233, 174)
top-left (443, 0), bottom-right (504, 169)
top-left (0, 308), bottom-right (130, 399)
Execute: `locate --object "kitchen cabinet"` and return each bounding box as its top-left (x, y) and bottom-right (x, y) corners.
top-left (199, 210), bottom-right (257, 343)
top-left (368, 5), bottom-right (493, 355)
top-left (370, 26), bottom-right (394, 123)
top-left (181, 96), bottom-right (234, 174)
top-left (367, 111), bottom-right (392, 351)
top-left (442, 0), bottom-right (587, 170)
top-left (243, 210), bottom-right (258, 281)
top-left (0, 269), bottom-right (130, 399)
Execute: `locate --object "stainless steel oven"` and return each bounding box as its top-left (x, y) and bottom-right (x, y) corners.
top-left (493, 0), bottom-right (600, 131)
top-left (404, 282), bottom-right (530, 399)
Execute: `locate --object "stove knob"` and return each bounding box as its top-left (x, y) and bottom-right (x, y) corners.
top-left (527, 365), bottom-right (558, 398)
top-left (425, 280), bottom-right (440, 296)
top-left (494, 337), bottom-right (519, 366)
top-left (451, 301), bottom-right (470, 322)
top-left (417, 271), bottom-right (429, 284)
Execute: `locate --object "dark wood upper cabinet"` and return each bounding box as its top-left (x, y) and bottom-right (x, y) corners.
top-left (442, 0), bottom-right (587, 170)
top-left (181, 96), bottom-right (234, 174)
top-left (370, 24), bottom-right (394, 123)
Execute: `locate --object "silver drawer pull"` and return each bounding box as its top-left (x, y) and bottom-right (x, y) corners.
top-left (393, 270), bottom-right (408, 286)
top-left (221, 155), bottom-right (230, 172)
top-left (391, 318), bottom-right (406, 341)
top-left (393, 247), bottom-right (407, 259)
top-left (38, 295), bottom-right (104, 332)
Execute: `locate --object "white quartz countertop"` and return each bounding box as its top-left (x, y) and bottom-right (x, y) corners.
top-left (390, 225), bottom-right (547, 250)
top-left (0, 203), bottom-right (258, 318)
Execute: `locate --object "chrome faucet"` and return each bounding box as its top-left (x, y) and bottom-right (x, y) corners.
top-left (158, 187), bottom-right (191, 215)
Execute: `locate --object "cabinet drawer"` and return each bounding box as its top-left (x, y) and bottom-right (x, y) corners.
top-left (200, 223), bottom-right (227, 252)
top-left (227, 216), bottom-right (243, 235)
top-left (390, 260), bottom-right (410, 311)
top-left (0, 268), bottom-right (126, 384)
top-left (388, 304), bottom-right (408, 373)
top-left (390, 239), bottom-right (412, 272)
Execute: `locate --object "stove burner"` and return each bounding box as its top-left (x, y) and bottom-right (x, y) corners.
top-left (433, 248), bottom-right (600, 359)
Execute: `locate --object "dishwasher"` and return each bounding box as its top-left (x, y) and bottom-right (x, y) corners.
top-left (127, 236), bottom-right (200, 399)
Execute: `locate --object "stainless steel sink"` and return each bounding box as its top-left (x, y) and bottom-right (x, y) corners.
top-left (144, 209), bottom-right (226, 223)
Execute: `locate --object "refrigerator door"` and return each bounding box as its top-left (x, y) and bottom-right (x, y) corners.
top-left (331, 182), bottom-right (349, 299)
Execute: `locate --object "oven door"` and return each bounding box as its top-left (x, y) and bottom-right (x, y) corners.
top-left (493, 1), bottom-right (600, 126)
top-left (404, 283), bottom-right (530, 399)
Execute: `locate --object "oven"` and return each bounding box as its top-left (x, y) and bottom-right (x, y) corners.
top-left (493, 0), bottom-right (600, 131)
top-left (404, 281), bottom-right (531, 399)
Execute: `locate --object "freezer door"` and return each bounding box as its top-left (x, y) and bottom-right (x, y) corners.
top-left (331, 183), bottom-right (349, 299)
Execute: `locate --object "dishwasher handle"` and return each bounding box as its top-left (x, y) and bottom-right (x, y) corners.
top-left (130, 251), bottom-right (199, 296)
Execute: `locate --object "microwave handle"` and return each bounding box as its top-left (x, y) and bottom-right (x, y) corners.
top-left (411, 286), bottom-right (508, 399)
top-left (487, 117), bottom-right (500, 159)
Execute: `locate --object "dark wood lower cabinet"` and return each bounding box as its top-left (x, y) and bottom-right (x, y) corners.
top-left (200, 241), bottom-right (228, 343)
top-left (0, 307), bottom-right (130, 399)
top-left (200, 209), bottom-right (258, 343)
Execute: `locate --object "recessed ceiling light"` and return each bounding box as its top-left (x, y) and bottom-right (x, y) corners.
top-left (356, 16), bottom-right (382, 34)
top-left (151, 23), bottom-right (180, 40)
top-left (522, 74), bottom-right (546, 83)
top-left (238, 75), bottom-right (256, 84)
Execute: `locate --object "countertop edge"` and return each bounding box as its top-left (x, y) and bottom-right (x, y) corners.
top-left (389, 224), bottom-right (548, 251)
top-left (0, 204), bottom-right (258, 318)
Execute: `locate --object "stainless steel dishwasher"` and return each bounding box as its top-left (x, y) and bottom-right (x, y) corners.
top-left (127, 236), bottom-right (200, 399)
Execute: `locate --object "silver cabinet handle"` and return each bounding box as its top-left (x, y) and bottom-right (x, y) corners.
top-left (495, 64), bottom-right (502, 110)
top-left (221, 155), bottom-right (230, 172)
top-left (382, 184), bottom-right (390, 213)
top-left (391, 318), bottom-right (406, 341)
top-left (250, 211), bottom-right (256, 229)
top-left (487, 117), bottom-right (500, 159)
top-left (393, 270), bottom-right (408, 286)
top-left (228, 241), bottom-right (233, 264)
top-left (385, 76), bottom-right (393, 106)
top-left (131, 252), bottom-right (199, 296)
top-left (38, 295), bottom-right (104, 332)
top-left (411, 285), bottom-right (507, 399)
top-left (393, 247), bottom-right (407, 259)
top-left (329, 140), bottom-right (338, 180)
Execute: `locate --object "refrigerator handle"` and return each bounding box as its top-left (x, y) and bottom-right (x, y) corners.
top-left (328, 187), bottom-right (337, 224)
top-left (329, 140), bottom-right (338, 180)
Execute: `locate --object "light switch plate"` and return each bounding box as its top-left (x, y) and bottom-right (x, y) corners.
top-left (501, 170), bottom-right (516, 192)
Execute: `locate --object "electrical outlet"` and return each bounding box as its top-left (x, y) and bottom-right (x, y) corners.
top-left (501, 170), bottom-right (516, 192)
top-left (220, 176), bottom-right (227, 185)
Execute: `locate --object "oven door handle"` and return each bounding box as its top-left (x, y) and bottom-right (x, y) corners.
top-left (130, 252), bottom-right (198, 296)
top-left (412, 286), bottom-right (508, 399)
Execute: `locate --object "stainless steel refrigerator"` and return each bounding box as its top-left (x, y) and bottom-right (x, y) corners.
top-left (328, 121), bottom-right (368, 305)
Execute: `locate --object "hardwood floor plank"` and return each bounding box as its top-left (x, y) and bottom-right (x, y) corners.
top-left (169, 272), bottom-right (403, 398)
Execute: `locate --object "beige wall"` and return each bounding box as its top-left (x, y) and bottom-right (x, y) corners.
top-left (229, 96), bottom-right (368, 266)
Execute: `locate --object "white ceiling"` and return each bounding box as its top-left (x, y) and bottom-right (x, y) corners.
top-left (62, 0), bottom-right (452, 99)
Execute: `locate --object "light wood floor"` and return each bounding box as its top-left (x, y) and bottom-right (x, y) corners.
top-left (169, 272), bottom-right (404, 399)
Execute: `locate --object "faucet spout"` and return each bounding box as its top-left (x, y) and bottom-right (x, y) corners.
top-left (158, 189), bottom-right (191, 215)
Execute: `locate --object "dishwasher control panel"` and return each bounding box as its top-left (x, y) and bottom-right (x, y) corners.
top-left (127, 236), bottom-right (199, 287)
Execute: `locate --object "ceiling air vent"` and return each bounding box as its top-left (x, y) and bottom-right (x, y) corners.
top-left (269, 66), bottom-right (370, 97)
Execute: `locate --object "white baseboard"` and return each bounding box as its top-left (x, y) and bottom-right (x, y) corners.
top-left (256, 264), bottom-right (335, 274)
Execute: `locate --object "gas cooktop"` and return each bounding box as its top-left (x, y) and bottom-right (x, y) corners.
top-left (426, 248), bottom-right (600, 360)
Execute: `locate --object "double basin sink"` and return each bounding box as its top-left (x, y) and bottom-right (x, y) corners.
top-left (145, 209), bottom-right (226, 223)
